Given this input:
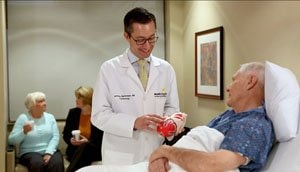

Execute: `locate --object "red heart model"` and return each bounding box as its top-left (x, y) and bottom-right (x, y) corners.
top-left (157, 118), bottom-right (177, 137)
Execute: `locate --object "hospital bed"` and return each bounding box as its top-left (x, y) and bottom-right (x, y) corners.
top-left (261, 128), bottom-right (300, 171)
top-left (259, 61), bottom-right (300, 172)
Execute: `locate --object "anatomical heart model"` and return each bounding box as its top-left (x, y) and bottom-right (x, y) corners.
top-left (157, 112), bottom-right (187, 139)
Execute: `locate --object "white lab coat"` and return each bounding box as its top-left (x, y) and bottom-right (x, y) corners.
top-left (91, 49), bottom-right (179, 165)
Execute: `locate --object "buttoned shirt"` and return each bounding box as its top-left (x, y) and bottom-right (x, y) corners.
top-left (127, 49), bottom-right (150, 75)
top-left (208, 107), bottom-right (275, 172)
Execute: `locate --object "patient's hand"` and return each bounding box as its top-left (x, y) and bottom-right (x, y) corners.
top-left (148, 157), bottom-right (169, 172)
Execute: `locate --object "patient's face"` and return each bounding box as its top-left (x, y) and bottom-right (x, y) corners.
top-left (226, 70), bottom-right (248, 108)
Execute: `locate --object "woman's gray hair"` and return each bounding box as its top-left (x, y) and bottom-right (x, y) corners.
top-left (239, 62), bottom-right (265, 85)
top-left (24, 92), bottom-right (46, 110)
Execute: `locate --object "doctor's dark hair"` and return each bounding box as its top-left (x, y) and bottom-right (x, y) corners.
top-left (75, 86), bottom-right (93, 106)
top-left (123, 7), bottom-right (157, 34)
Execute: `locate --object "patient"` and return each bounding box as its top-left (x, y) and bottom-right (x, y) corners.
top-left (148, 62), bottom-right (275, 172)
top-left (77, 62), bottom-right (275, 172)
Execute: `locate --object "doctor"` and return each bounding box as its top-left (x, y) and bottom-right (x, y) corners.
top-left (91, 7), bottom-right (180, 165)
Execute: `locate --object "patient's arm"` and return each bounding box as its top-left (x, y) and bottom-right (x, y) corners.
top-left (149, 145), bottom-right (246, 172)
top-left (148, 157), bottom-right (170, 172)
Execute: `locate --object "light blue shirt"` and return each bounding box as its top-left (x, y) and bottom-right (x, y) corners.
top-left (127, 49), bottom-right (150, 75)
top-left (8, 112), bottom-right (60, 157)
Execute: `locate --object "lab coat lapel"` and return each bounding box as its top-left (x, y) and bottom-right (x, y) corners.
top-left (119, 52), bottom-right (144, 91)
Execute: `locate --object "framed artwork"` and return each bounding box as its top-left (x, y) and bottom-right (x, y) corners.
top-left (195, 26), bottom-right (224, 100)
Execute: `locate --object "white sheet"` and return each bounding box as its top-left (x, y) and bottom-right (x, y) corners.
top-left (77, 126), bottom-right (239, 172)
top-left (261, 117), bottom-right (300, 172)
top-left (261, 91), bottom-right (300, 172)
top-left (260, 136), bottom-right (300, 172)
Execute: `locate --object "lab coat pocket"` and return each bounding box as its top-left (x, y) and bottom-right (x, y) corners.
top-left (104, 150), bottom-right (134, 165)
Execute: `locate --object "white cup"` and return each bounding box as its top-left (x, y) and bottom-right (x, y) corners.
top-left (71, 130), bottom-right (81, 141)
top-left (26, 120), bottom-right (34, 127)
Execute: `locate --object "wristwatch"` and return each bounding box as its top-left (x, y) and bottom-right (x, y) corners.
top-left (237, 152), bottom-right (250, 166)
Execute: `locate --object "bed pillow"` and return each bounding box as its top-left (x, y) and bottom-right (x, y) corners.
top-left (265, 61), bottom-right (300, 142)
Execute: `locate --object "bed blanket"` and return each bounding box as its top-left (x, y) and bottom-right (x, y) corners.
top-left (77, 126), bottom-right (239, 172)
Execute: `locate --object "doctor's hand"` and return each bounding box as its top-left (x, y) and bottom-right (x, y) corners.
top-left (134, 114), bottom-right (165, 132)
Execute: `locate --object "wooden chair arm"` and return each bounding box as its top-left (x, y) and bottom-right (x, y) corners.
top-left (6, 144), bottom-right (16, 172)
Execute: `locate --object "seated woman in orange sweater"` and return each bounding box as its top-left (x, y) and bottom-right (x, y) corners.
top-left (63, 86), bottom-right (103, 172)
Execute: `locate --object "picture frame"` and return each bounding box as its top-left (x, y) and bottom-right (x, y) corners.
top-left (195, 26), bottom-right (224, 100)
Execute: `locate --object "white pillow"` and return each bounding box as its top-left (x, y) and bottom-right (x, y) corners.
top-left (265, 61), bottom-right (300, 142)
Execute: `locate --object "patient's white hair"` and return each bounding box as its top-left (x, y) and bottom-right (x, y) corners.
top-left (239, 62), bottom-right (265, 86)
top-left (24, 92), bottom-right (46, 110)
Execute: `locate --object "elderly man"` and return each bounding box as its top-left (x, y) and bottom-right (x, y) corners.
top-left (148, 62), bottom-right (275, 172)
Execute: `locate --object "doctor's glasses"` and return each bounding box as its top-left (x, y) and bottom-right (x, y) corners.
top-left (130, 35), bottom-right (159, 45)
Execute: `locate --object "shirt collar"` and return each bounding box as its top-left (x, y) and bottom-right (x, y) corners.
top-left (127, 49), bottom-right (151, 64)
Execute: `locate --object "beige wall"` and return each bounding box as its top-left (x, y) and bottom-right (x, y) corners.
top-left (1, 1), bottom-right (7, 171)
top-left (165, 1), bottom-right (185, 111)
top-left (166, 1), bottom-right (300, 127)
